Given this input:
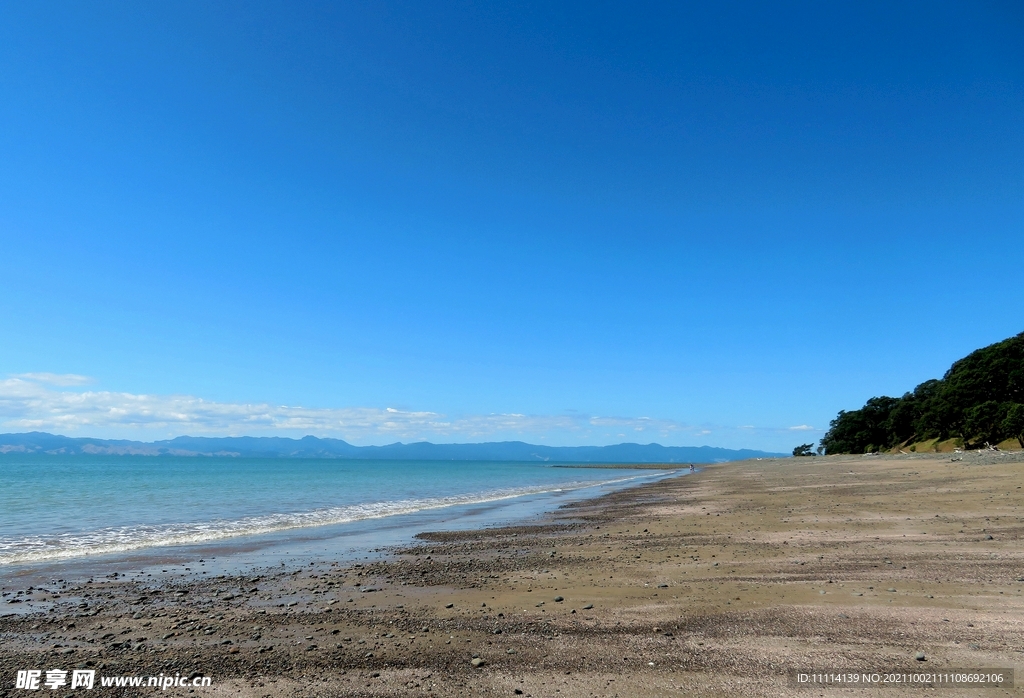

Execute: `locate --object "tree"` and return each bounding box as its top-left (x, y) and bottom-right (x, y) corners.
top-left (819, 396), bottom-right (901, 454)
top-left (1002, 403), bottom-right (1024, 449)
top-left (885, 393), bottom-right (920, 445)
top-left (792, 443), bottom-right (816, 457)
top-left (963, 401), bottom-right (1005, 446)
top-left (821, 331), bottom-right (1024, 453)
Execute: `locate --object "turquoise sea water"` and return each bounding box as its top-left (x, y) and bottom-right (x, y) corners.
top-left (0, 456), bottom-right (670, 569)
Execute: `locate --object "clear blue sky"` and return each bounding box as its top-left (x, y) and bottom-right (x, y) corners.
top-left (1, 1), bottom-right (1021, 451)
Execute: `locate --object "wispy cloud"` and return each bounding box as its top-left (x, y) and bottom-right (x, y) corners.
top-left (13, 373), bottom-right (93, 386)
top-left (0, 375), bottom-right (691, 444)
top-left (0, 374), bottom-right (822, 449)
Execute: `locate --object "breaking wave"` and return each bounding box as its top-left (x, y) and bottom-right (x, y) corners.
top-left (0, 474), bottom-right (655, 565)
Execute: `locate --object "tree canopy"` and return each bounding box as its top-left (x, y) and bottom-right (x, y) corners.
top-left (792, 443), bottom-right (816, 457)
top-left (820, 332), bottom-right (1024, 454)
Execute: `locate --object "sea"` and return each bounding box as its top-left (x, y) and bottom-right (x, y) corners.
top-left (0, 455), bottom-right (679, 583)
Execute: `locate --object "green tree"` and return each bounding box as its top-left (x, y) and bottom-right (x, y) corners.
top-left (792, 443), bottom-right (816, 457)
top-left (821, 331), bottom-right (1024, 453)
top-left (820, 396), bottom-right (901, 454)
top-left (963, 401), bottom-right (1005, 446)
top-left (1002, 403), bottom-right (1024, 448)
top-left (885, 392), bottom-right (920, 445)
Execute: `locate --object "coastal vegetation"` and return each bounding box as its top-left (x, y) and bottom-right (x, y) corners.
top-left (820, 332), bottom-right (1024, 454)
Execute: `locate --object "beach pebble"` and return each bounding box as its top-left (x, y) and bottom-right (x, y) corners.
top-left (887, 588), bottom-right (897, 592)
top-left (582, 604), bottom-right (593, 610)
top-left (553, 596), bottom-right (564, 602)
top-left (445, 603), bottom-right (454, 608)
top-left (471, 657), bottom-right (486, 668)
top-left (915, 651), bottom-right (926, 661)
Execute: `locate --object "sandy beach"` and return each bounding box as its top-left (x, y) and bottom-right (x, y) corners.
top-left (3, 451), bottom-right (1023, 697)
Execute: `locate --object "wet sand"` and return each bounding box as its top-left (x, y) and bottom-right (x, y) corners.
top-left (2, 451), bottom-right (1023, 696)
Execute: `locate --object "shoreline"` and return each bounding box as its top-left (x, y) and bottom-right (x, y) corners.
top-left (2, 464), bottom-right (679, 573)
top-left (2, 452), bottom-right (1022, 696)
top-left (550, 463), bottom-right (690, 470)
top-left (0, 469), bottom-right (680, 586)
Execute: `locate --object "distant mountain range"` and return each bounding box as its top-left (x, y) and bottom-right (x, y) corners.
top-left (0, 432), bottom-right (783, 462)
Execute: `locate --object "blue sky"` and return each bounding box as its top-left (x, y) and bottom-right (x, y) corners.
top-left (1, 1), bottom-right (1021, 451)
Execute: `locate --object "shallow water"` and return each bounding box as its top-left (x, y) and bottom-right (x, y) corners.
top-left (0, 455), bottom-right (673, 576)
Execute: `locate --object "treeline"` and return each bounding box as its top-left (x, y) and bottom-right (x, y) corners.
top-left (820, 332), bottom-right (1024, 454)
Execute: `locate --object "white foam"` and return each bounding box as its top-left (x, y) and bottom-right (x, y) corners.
top-left (0, 474), bottom-right (658, 565)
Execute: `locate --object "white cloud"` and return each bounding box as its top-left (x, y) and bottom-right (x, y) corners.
top-left (587, 415), bottom-right (682, 433)
top-left (0, 374), bottom-right (824, 450)
top-left (0, 375), bottom-right (694, 444)
top-left (13, 373), bottom-right (93, 386)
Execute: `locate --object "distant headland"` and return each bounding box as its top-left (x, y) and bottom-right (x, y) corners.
top-left (0, 432), bottom-right (783, 463)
